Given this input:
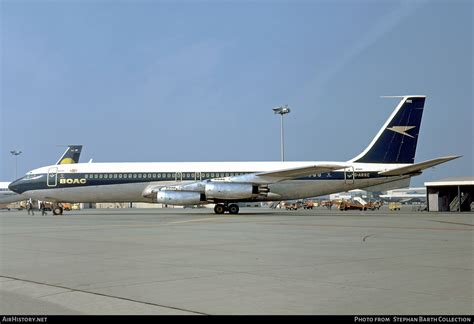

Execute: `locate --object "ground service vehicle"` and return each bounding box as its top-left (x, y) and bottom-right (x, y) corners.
top-left (339, 200), bottom-right (367, 211)
top-left (389, 202), bottom-right (401, 211)
top-left (285, 201), bottom-right (302, 210)
top-left (303, 201), bottom-right (314, 209)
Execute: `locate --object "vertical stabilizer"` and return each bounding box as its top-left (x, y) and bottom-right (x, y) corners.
top-left (350, 96), bottom-right (425, 164)
top-left (56, 145), bottom-right (83, 165)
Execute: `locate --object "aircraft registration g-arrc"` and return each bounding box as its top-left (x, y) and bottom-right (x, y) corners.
top-left (9, 96), bottom-right (460, 215)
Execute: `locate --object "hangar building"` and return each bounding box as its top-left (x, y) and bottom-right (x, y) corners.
top-left (424, 177), bottom-right (474, 212)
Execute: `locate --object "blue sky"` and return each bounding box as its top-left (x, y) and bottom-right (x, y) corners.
top-left (1, 0), bottom-right (472, 186)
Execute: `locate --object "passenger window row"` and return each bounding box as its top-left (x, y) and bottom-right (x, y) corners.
top-left (83, 172), bottom-right (249, 181)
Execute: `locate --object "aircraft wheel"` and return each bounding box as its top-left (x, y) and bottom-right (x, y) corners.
top-left (214, 204), bottom-right (225, 214)
top-left (228, 204), bottom-right (239, 214)
top-left (53, 207), bottom-right (63, 215)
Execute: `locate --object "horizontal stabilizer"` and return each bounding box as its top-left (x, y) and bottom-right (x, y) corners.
top-left (378, 156), bottom-right (461, 176)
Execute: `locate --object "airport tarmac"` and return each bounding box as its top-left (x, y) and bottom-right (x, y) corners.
top-left (0, 207), bottom-right (472, 315)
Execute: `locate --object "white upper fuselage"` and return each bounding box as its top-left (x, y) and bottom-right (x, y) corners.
top-left (29, 161), bottom-right (407, 174)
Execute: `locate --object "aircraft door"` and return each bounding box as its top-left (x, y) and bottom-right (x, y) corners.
top-left (47, 167), bottom-right (58, 187)
top-left (344, 167), bottom-right (355, 185)
top-left (175, 172), bottom-right (182, 182)
top-left (194, 172), bottom-right (202, 181)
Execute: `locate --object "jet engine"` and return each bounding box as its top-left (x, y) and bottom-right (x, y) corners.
top-left (205, 183), bottom-right (269, 200)
top-left (156, 191), bottom-right (205, 205)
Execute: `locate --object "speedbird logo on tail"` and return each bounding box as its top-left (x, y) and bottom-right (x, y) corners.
top-left (387, 126), bottom-right (416, 138)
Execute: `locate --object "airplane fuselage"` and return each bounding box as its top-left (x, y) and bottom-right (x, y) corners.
top-left (10, 161), bottom-right (411, 203)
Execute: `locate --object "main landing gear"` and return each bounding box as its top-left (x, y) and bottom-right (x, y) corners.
top-left (214, 203), bottom-right (239, 215)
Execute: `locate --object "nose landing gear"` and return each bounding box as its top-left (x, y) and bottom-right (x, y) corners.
top-left (53, 204), bottom-right (64, 215)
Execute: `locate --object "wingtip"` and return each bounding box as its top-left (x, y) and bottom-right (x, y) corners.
top-left (444, 155), bottom-right (462, 160)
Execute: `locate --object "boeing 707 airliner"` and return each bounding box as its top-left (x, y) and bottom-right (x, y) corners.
top-left (9, 97), bottom-right (459, 215)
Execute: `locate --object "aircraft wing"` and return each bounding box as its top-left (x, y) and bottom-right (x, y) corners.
top-left (226, 164), bottom-right (347, 184)
top-left (256, 164), bottom-right (346, 179)
top-left (378, 156), bottom-right (461, 176)
top-left (145, 164), bottom-right (347, 196)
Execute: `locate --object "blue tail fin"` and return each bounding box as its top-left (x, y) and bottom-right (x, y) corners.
top-left (351, 96), bottom-right (425, 164)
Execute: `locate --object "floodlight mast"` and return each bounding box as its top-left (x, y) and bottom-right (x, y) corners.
top-left (273, 105), bottom-right (291, 161)
top-left (10, 150), bottom-right (22, 179)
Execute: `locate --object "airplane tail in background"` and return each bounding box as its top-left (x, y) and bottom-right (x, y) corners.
top-left (350, 96), bottom-right (426, 164)
top-left (56, 145), bottom-right (83, 165)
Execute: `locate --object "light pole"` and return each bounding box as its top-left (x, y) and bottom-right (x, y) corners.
top-left (10, 150), bottom-right (22, 179)
top-left (273, 105), bottom-right (291, 161)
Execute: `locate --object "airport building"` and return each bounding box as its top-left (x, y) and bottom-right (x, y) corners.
top-left (425, 177), bottom-right (474, 212)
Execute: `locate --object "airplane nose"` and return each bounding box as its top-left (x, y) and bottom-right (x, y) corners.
top-left (8, 180), bottom-right (21, 193)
